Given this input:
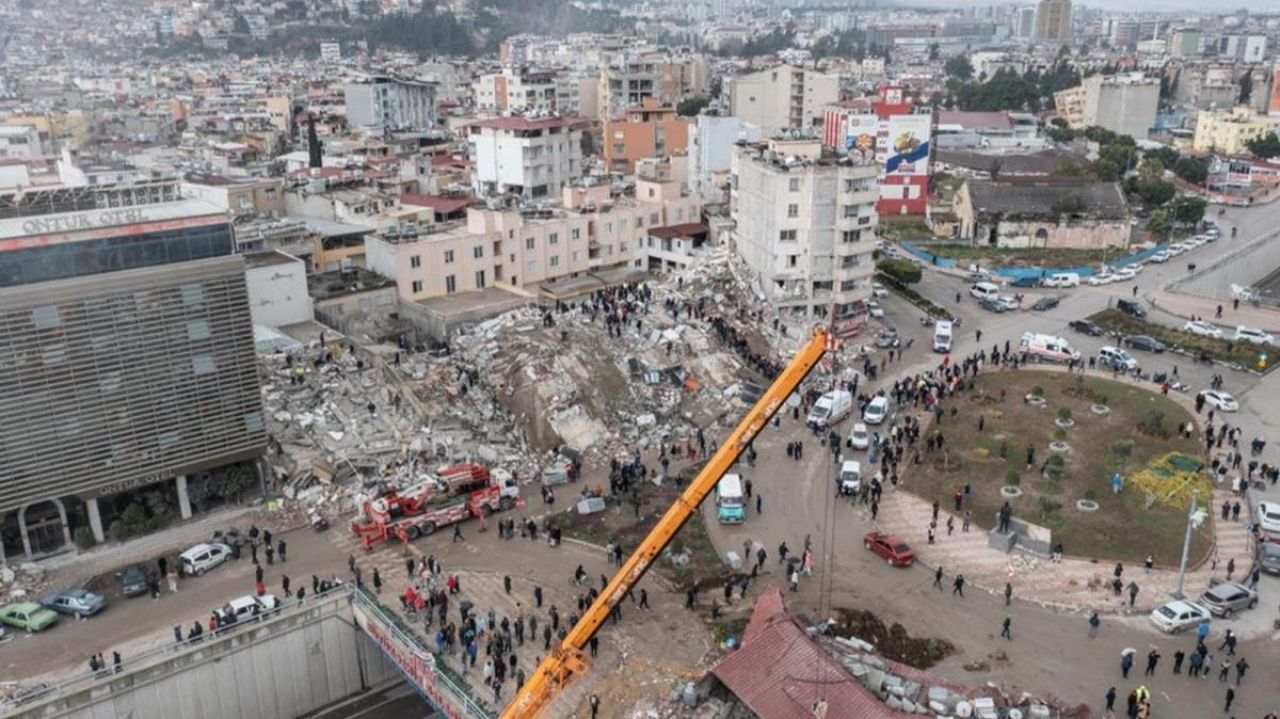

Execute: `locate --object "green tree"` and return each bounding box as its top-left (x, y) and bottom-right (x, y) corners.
top-left (877, 258), bottom-right (922, 285)
top-left (1170, 196), bottom-right (1207, 226)
top-left (928, 43), bottom-right (940, 62)
top-left (1146, 146), bottom-right (1182, 170)
top-left (1246, 132), bottom-right (1280, 159)
top-left (944, 55), bottom-right (973, 80)
top-left (1173, 157), bottom-right (1209, 185)
top-left (676, 95), bottom-right (711, 117)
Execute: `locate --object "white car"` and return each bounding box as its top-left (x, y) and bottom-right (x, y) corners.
top-left (214, 594), bottom-right (278, 624)
top-left (997, 295), bottom-right (1020, 311)
top-left (1167, 244), bottom-right (1187, 256)
top-left (1258, 501), bottom-right (1280, 534)
top-left (1198, 390), bottom-right (1238, 412)
top-left (1148, 251), bottom-right (1171, 264)
top-left (866, 301), bottom-right (885, 319)
top-left (1113, 268), bottom-right (1137, 282)
top-left (1234, 326), bottom-right (1274, 345)
top-left (179, 542), bottom-right (232, 576)
top-left (1150, 600), bottom-right (1211, 633)
top-left (872, 283), bottom-right (889, 299)
top-left (1088, 273), bottom-right (1115, 286)
top-left (863, 396), bottom-right (890, 425)
top-left (1184, 321), bottom-right (1224, 339)
top-left (849, 422), bottom-right (870, 450)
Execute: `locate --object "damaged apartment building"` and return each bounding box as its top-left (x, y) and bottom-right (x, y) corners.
top-left (731, 136), bottom-right (880, 320)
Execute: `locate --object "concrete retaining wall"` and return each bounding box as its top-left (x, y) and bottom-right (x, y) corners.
top-left (8, 593), bottom-right (397, 719)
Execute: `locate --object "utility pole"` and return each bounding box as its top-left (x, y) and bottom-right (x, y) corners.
top-left (1172, 489), bottom-right (1201, 600)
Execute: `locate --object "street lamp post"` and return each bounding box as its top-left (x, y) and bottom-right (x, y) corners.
top-left (1172, 489), bottom-right (1201, 600)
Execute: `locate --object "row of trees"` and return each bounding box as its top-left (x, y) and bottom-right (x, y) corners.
top-left (943, 62), bottom-right (1082, 113)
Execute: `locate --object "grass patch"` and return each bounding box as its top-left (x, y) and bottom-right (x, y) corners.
top-left (1088, 308), bottom-right (1271, 371)
top-left (925, 243), bottom-right (1117, 269)
top-left (907, 371), bottom-right (1211, 565)
top-left (878, 272), bottom-right (952, 319)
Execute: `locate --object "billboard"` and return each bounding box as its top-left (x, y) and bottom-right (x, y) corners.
top-left (1269, 61), bottom-right (1280, 117)
top-left (882, 114), bottom-right (931, 177)
top-left (844, 114), bottom-right (879, 162)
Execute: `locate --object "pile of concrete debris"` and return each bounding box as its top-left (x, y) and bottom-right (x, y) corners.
top-left (0, 561), bottom-right (51, 611)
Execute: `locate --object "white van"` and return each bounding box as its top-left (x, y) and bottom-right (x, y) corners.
top-left (838, 460), bottom-right (862, 496)
top-left (1098, 345), bottom-right (1137, 371)
top-left (933, 320), bottom-right (953, 353)
top-left (715, 474), bottom-right (746, 524)
top-left (863, 396), bottom-right (890, 425)
top-left (1020, 332), bottom-right (1081, 363)
top-left (1042, 272), bottom-right (1080, 288)
top-left (807, 390), bottom-right (853, 428)
top-left (969, 282), bottom-right (1000, 301)
top-left (180, 542), bottom-right (232, 576)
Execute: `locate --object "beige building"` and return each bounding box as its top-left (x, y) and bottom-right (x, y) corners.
top-left (1053, 74), bottom-right (1159, 140)
top-left (1193, 107), bottom-right (1275, 156)
top-left (1035, 0), bottom-right (1071, 43)
top-left (726, 65), bottom-right (840, 136)
top-left (364, 179), bottom-right (701, 301)
top-left (468, 116), bottom-right (585, 200)
top-left (182, 174), bottom-right (287, 220)
top-left (730, 138), bottom-right (879, 319)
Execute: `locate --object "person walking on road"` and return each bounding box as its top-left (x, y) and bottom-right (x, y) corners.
top-left (277, 540), bottom-right (287, 563)
top-left (1104, 687), bottom-right (1116, 714)
top-left (952, 574), bottom-right (965, 597)
top-left (453, 524), bottom-right (464, 542)
top-left (1088, 611), bottom-right (1100, 638)
top-left (1004, 582), bottom-right (1012, 606)
top-left (1224, 686), bottom-right (1235, 713)
top-left (1127, 581), bottom-right (1139, 607)
top-left (372, 568), bottom-right (382, 595)
top-left (1120, 651), bottom-right (1134, 679)
top-left (1000, 616), bottom-right (1011, 640)
top-left (1144, 649), bottom-right (1161, 676)
top-left (933, 566), bottom-right (943, 590)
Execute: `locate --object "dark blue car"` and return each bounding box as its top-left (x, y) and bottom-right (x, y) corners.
top-left (1009, 276), bottom-right (1041, 288)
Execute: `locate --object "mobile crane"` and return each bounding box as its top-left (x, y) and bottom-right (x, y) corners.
top-left (500, 326), bottom-right (833, 718)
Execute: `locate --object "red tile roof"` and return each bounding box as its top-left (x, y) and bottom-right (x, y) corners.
top-left (711, 588), bottom-right (915, 719)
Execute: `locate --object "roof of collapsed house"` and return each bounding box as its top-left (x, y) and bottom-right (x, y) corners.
top-left (712, 589), bottom-right (915, 719)
top-left (964, 178), bottom-right (1129, 221)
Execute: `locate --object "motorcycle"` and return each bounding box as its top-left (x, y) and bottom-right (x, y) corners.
top-left (920, 316), bottom-right (935, 328)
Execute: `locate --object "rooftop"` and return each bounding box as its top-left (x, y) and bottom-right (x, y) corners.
top-left (964, 177), bottom-right (1129, 220)
top-left (243, 250), bottom-right (302, 269)
top-left (307, 266), bottom-right (394, 300)
top-left (469, 116), bottom-right (582, 132)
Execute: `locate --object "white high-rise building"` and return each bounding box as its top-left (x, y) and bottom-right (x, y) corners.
top-left (725, 65), bottom-right (840, 136)
top-left (344, 75), bottom-right (438, 132)
top-left (731, 138), bottom-right (879, 319)
top-left (468, 117), bottom-right (585, 199)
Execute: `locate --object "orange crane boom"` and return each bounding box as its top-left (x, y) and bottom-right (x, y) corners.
top-left (500, 326), bottom-right (831, 718)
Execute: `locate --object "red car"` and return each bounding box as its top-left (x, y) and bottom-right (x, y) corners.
top-left (863, 531), bottom-right (915, 567)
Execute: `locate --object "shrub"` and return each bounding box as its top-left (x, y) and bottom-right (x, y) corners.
top-left (1084, 489), bottom-right (1098, 501)
top-left (1032, 386), bottom-right (1046, 397)
top-left (1038, 497), bottom-right (1063, 515)
top-left (1054, 428), bottom-right (1067, 441)
top-left (73, 526), bottom-right (97, 550)
top-left (1047, 454), bottom-right (1065, 467)
top-left (1112, 439), bottom-right (1134, 456)
top-left (1005, 469), bottom-right (1021, 486)
top-left (877, 257), bottom-right (923, 285)
top-left (1094, 394), bottom-right (1109, 406)
top-left (1057, 407), bottom-right (1072, 421)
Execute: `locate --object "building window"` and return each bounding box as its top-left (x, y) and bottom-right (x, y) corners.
top-left (779, 230), bottom-right (798, 242)
top-left (842, 205), bottom-right (858, 218)
top-left (649, 212), bottom-right (659, 225)
top-left (787, 204), bottom-right (799, 218)
top-left (787, 255), bottom-right (798, 268)
top-left (525, 237), bottom-right (535, 250)
top-left (789, 177), bottom-right (800, 192)
top-left (411, 255), bottom-right (422, 268)
top-left (840, 255), bottom-right (861, 269)
top-left (444, 250), bottom-right (455, 263)
top-left (840, 280), bottom-right (858, 292)
top-left (445, 275), bottom-right (456, 293)
top-left (572, 250), bottom-right (580, 262)
top-left (411, 280), bottom-right (424, 293)
top-left (858, 216), bottom-right (871, 225)
top-left (187, 320), bottom-right (211, 341)
top-left (606, 222), bottom-right (613, 233)
top-left (473, 245), bottom-right (483, 259)
top-left (612, 143), bottom-right (625, 155)
top-left (635, 217), bottom-right (643, 228)
top-left (841, 230), bottom-right (861, 243)
top-left (571, 228), bottom-right (581, 239)
top-left (675, 207), bottom-right (684, 220)
top-left (31, 305), bottom-right (60, 330)
top-left (550, 255), bottom-right (560, 267)
top-left (192, 355), bottom-right (216, 376)
top-left (549, 232), bottom-right (559, 244)
top-left (475, 270), bottom-right (486, 288)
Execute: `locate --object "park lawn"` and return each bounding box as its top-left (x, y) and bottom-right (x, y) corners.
top-left (1089, 308), bottom-right (1273, 371)
top-left (925, 244), bottom-right (1117, 270)
top-left (904, 371), bottom-right (1213, 567)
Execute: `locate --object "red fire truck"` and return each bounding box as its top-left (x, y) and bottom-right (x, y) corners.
top-left (351, 464), bottom-right (520, 550)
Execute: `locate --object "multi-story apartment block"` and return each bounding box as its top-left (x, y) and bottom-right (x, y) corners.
top-left (1193, 107), bottom-right (1274, 156)
top-left (726, 65), bottom-right (840, 136)
top-left (1053, 74), bottom-right (1160, 139)
top-left (598, 56), bottom-right (707, 120)
top-left (0, 182), bottom-right (264, 561)
top-left (344, 74), bottom-right (438, 132)
top-left (0, 125), bottom-right (43, 161)
top-left (181, 174), bottom-right (286, 220)
top-left (731, 138), bottom-right (879, 319)
top-left (1034, 0), bottom-right (1071, 43)
top-left (687, 113), bottom-right (760, 202)
top-left (603, 99), bottom-right (691, 176)
top-left (468, 116), bottom-right (585, 200)
top-left (473, 67), bottom-right (560, 115)
top-left (364, 179), bottom-right (701, 301)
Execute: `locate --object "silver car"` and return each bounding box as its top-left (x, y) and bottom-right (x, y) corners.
top-left (1258, 542), bottom-right (1280, 576)
top-left (1198, 581), bottom-right (1257, 617)
top-left (42, 588), bottom-right (107, 619)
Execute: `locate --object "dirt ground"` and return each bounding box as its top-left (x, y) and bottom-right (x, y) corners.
top-left (829, 608), bottom-right (956, 669)
top-left (905, 371), bottom-right (1212, 565)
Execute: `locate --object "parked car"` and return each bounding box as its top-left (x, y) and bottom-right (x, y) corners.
top-left (875, 329), bottom-right (900, 349)
top-left (1125, 335), bottom-right (1166, 353)
top-left (1069, 319), bottom-right (1104, 336)
top-left (1234, 326), bottom-right (1274, 345)
top-left (1184, 321), bottom-right (1224, 339)
top-left (0, 602), bottom-right (59, 633)
top-left (997, 295), bottom-right (1020, 312)
top-left (862, 396), bottom-right (890, 425)
top-left (1150, 600), bottom-right (1211, 633)
top-left (863, 531), bottom-right (915, 567)
top-left (1009, 275), bottom-right (1042, 288)
top-left (979, 297), bottom-right (1007, 313)
top-left (871, 283), bottom-right (889, 299)
top-left (1198, 390), bottom-right (1239, 413)
top-left (1148, 251), bottom-right (1171, 263)
top-left (118, 564), bottom-right (150, 598)
top-left (1098, 346), bottom-right (1138, 371)
top-left (1032, 296), bottom-right (1060, 311)
top-left (1258, 541), bottom-right (1280, 575)
top-left (213, 594), bottom-right (278, 626)
top-left (1087, 273), bottom-right (1115, 286)
top-left (179, 542), bottom-right (232, 576)
top-left (211, 528), bottom-right (245, 549)
top-left (1197, 581), bottom-right (1258, 618)
top-left (1257, 501), bottom-right (1280, 534)
top-left (1117, 299), bottom-right (1147, 318)
top-left (866, 301), bottom-right (885, 319)
top-left (1113, 268), bottom-right (1138, 282)
top-left (849, 422), bottom-right (870, 450)
top-left (42, 588), bottom-right (107, 619)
